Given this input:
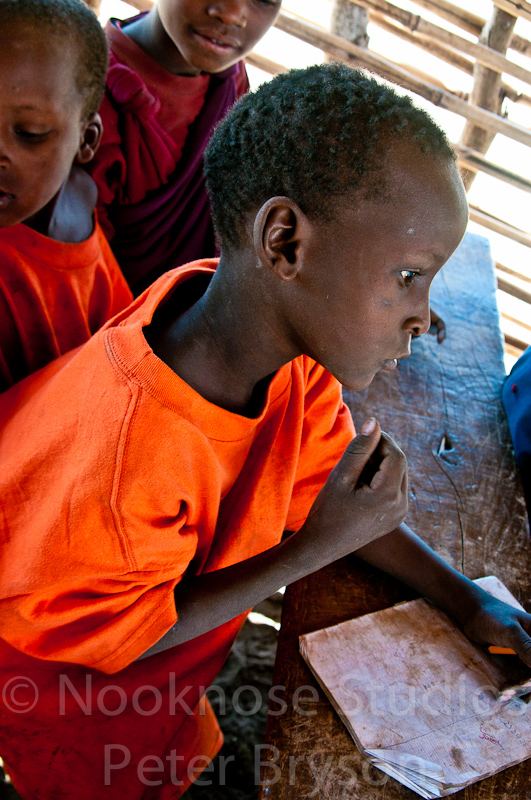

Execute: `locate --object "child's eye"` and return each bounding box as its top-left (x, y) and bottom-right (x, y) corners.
top-left (400, 270), bottom-right (419, 286)
top-left (14, 128), bottom-right (51, 144)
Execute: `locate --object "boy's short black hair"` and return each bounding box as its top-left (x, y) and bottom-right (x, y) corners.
top-left (204, 63), bottom-right (455, 250)
top-left (0, 0), bottom-right (108, 118)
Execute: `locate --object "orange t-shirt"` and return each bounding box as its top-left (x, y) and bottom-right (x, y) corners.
top-left (0, 261), bottom-right (354, 799)
top-left (0, 221), bottom-right (132, 391)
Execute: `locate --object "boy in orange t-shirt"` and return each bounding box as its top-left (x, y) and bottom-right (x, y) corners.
top-left (1, 65), bottom-right (531, 800)
top-left (0, 0), bottom-right (132, 391)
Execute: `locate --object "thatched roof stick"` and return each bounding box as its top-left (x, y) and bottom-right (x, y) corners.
top-left (381, 0), bottom-right (531, 57)
top-left (244, 53), bottom-right (288, 76)
top-left (497, 262), bottom-right (531, 284)
top-left (492, 0), bottom-right (531, 25)
top-left (469, 205), bottom-right (531, 247)
top-left (343, 0), bottom-right (531, 85)
top-left (456, 147), bottom-right (531, 193)
top-left (275, 13), bottom-right (531, 148)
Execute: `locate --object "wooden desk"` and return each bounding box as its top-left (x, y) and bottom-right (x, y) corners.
top-left (259, 232), bottom-right (531, 800)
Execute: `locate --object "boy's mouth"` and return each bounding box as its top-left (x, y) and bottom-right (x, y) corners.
top-left (193, 29), bottom-right (240, 56)
top-left (0, 191), bottom-right (15, 208)
top-left (381, 359), bottom-right (398, 372)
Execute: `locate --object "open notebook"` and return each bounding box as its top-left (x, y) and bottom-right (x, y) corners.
top-left (299, 576), bottom-right (531, 798)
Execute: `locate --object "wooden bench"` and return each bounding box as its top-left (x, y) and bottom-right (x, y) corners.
top-left (258, 231), bottom-right (531, 800)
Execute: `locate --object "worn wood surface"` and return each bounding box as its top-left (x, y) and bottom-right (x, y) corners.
top-left (259, 232), bottom-right (530, 800)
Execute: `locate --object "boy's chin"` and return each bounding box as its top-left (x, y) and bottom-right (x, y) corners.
top-left (338, 371), bottom-right (378, 392)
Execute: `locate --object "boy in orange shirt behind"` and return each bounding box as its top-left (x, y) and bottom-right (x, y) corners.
top-left (0, 0), bottom-right (132, 391)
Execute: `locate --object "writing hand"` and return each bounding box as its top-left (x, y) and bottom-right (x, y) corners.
top-left (301, 418), bottom-right (408, 561)
top-left (463, 593), bottom-right (531, 668)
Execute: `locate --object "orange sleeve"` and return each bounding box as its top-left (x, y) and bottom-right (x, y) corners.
top-left (285, 358), bottom-right (355, 531)
top-left (0, 357), bottom-right (206, 674)
top-left (89, 221), bottom-right (133, 324)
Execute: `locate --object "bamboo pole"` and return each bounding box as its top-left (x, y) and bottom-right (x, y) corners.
top-left (504, 333), bottom-right (529, 352)
top-left (245, 53), bottom-right (288, 76)
top-left (502, 311), bottom-right (531, 332)
top-left (274, 12), bottom-right (531, 149)
top-left (344, 0), bottom-right (531, 86)
top-left (458, 7), bottom-right (518, 189)
top-left (456, 147), bottom-right (531, 193)
top-left (500, 278), bottom-right (531, 306)
top-left (370, 12), bottom-right (531, 106)
top-left (405, 0), bottom-right (484, 36)
top-left (492, 0), bottom-right (531, 25)
top-left (331, 0), bottom-right (370, 48)
top-left (468, 206), bottom-right (531, 248)
top-left (370, 11), bottom-right (475, 77)
top-left (397, 0), bottom-right (531, 58)
top-left (497, 262), bottom-right (531, 284)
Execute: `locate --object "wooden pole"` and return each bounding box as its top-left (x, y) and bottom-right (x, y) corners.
top-left (399, 0), bottom-right (531, 58)
top-left (331, 0), bottom-right (370, 49)
top-left (405, 0), bottom-right (484, 36)
top-left (371, 11), bottom-right (475, 76)
top-left (244, 53), bottom-right (288, 76)
top-left (458, 7), bottom-right (518, 190)
top-left (344, 0), bottom-right (531, 86)
top-left (469, 206), bottom-right (531, 248)
top-left (456, 146), bottom-right (531, 193)
top-left (497, 262), bottom-right (531, 283)
top-left (274, 12), bottom-right (531, 149)
top-left (492, 0), bottom-right (531, 25)
top-left (369, 12), bottom-right (531, 106)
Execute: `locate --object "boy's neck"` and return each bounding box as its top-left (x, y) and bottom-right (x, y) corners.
top-left (25, 166), bottom-right (96, 243)
top-left (145, 257), bottom-right (299, 417)
top-left (123, 10), bottom-right (200, 76)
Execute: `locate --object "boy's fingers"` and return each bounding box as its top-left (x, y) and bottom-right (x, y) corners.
top-left (367, 432), bottom-right (407, 490)
top-left (507, 624), bottom-right (531, 668)
top-left (333, 419), bottom-right (382, 486)
top-left (335, 423), bottom-right (407, 492)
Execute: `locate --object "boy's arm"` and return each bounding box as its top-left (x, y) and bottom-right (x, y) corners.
top-left (356, 524), bottom-right (531, 663)
top-left (139, 420), bottom-right (407, 659)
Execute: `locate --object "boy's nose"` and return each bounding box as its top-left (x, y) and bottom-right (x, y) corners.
top-left (207, 1), bottom-right (247, 27)
top-left (405, 299), bottom-right (431, 337)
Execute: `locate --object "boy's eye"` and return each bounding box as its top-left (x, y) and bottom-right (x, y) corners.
top-left (14, 128), bottom-right (51, 144)
top-left (400, 270), bottom-right (419, 286)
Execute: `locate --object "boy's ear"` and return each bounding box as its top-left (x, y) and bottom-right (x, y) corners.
top-left (75, 113), bottom-right (103, 165)
top-left (253, 197), bottom-right (311, 281)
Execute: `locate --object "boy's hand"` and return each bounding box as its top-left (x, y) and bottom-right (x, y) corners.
top-left (413, 308), bottom-right (445, 343)
top-left (462, 593), bottom-right (531, 668)
top-left (301, 419), bottom-right (408, 561)
top-left (429, 308), bottom-right (446, 343)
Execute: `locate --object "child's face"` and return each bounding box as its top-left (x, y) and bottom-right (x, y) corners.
top-left (282, 148), bottom-right (468, 391)
top-left (0, 23), bottom-right (100, 229)
top-left (156, 0), bottom-right (281, 75)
